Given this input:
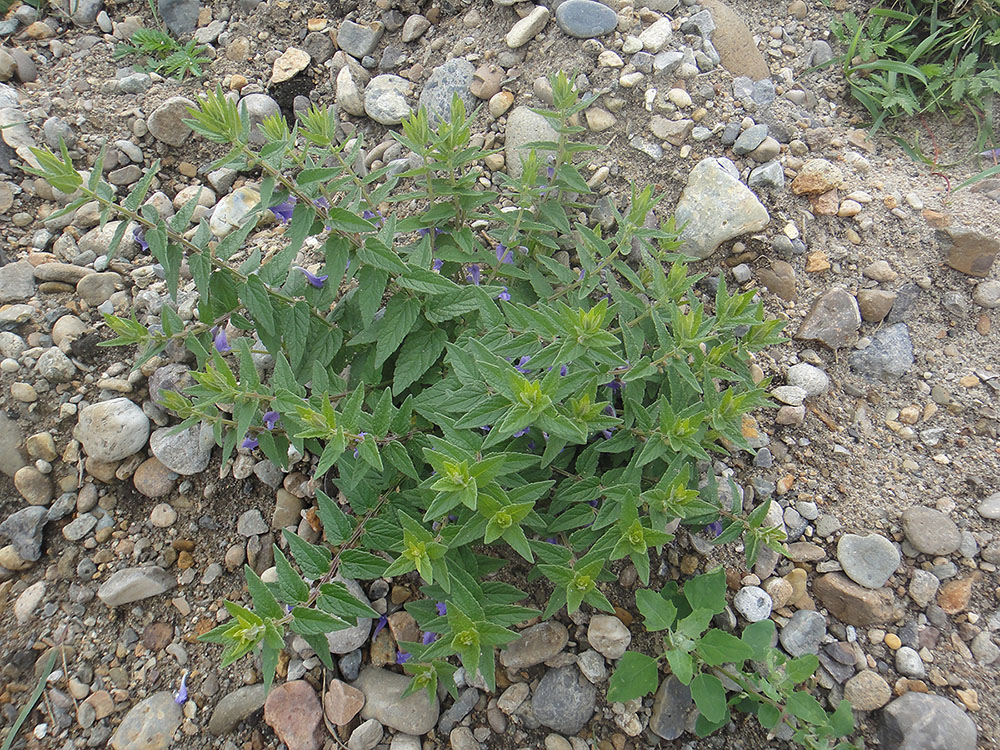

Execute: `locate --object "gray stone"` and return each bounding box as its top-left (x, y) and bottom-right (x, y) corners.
top-left (506, 6), bottom-right (550, 49)
top-left (733, 123), bottom-right (768, 155)
top-left (531, 666), bottom-right (596, 735)
top-left (908, 570), bottom-right (939, 608)
top-left (302, 31), bottom-right (334, 64)
top-left (881, 693), bottom-right (976, 750)
top-left (795, 287), bottom-right (861, 349)
top-left (437, 687), bottom-right (478, 734)
top-left (76, 398), bottom-right (150, 462)
top-left (810, 40), bottom-right (834, 66)
top-left (239, 94), bottom-right (281, 146)
top-left (675, 157), bottom-right (769, 259)
top-left (62, 513), bottom-right (97, 541)
top-left (734, 585), bottom-right (772, 621)
top-left (786, 363), bottom-right (829, 397)
top-left (149, 423), bottom-right (214, 475)
top-left (628, 135), bottom-right (663, 161)
top-left (98, 566), bottom-right (176, 607)
top-left (237, 509), bottom-right (268, 537)
top-left (555, 0), bottom-right (618, 38)
top-left (209, 685), bottom-right (267, 735)
top-left (0, 260), bottom-right (36, 302)
top-left (977, 492), bottom-right (1000, 519)
top-left (901, 506), bottom-right (961, 556)
top-left (77, 272), bottom-right (121, 305)
top-left (364, 75), bottom-right (413, 125)
top-left (505, 106), bottom-right (559, 180)
top-left (849, 323), bottom-right (914, 380)
top-left (418, 59), bottom-right (475, 124)
top-left (349, 719), bottom-right (383, 750)
top-left (157, 0), bottom-right (199, 35)
top-left (499, 621), bottom-right (568, 669)
top-left (748, 160), bottom-right (784, 191)
top-left (355, 666), bottom-right (440, 735)
top-left (209, 187), bottom-right (260, 237)
top-left (973, 279), bottom-right (1000, 308)
top-left (147, 96), bottom-right (195, 147)
top-left (338, 20), bottom-right (384, 58)
top-left (326, 578), bottom-right (373, 654)
top-left (149, 363), bottom-right (193, 406)
top-left (0, 506), bottom-right (47, 561)
top-left (649, 675), bottom-right (691, 740)
top-left (339, 649), bottom-right (362, 681)
top-left (837, 533), bottom-right (900, 589)
top-left (36, 346), bottom-right (76, 383)
top-left (0, 412), bottom-right (25, 477)
top-left (971, 631), bottom-right (999, 665)
top-left (894, 646), bottom-right (924, 678)
top-left (110, 691), bottom-right (183, 750)
top-left (779, 610), bottom-right (826, 656)
top-left (587, 615), bottom-right (631, 659)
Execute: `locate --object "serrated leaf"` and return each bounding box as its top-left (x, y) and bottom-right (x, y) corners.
top-left (273, 547), bottom-right (310, 603)
top-left (690, 673), bottom-right (727, 724)
top-left (607, 651), bottom-right (659, 703)
top-left (289, 606), bottom-right (348, 635)
top-left (636, 589), bottom-right (677, 631)
top-left (393, 327), bottom-right (447, 395)
top-left (282, 529), bottom-right (332, 580)
top-left (785, 691), bottom-right (827, 725)
top-left (339, 549), bottom-right (387, 579)
top-left (696, 629), bottom-right (754, 666)
top-left (245, 566), bottom-right (283, 620)
top-left (315, 489), bottom-right (353, 544)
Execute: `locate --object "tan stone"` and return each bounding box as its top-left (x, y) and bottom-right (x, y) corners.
top-left (813, 573), bottom-right (895, 625)
top-left (324, 679), bottom-right (365, 726)
top-left (700, 0), bottom-right (770, 80)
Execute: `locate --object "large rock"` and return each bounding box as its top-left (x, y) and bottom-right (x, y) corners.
top-left (794, 287), bottom-right (861, 349)
top-left (0, 506), bottom-right (47, 561)
top-left (499, 621), bottom-right (568, 669)
top-left (531, 665), bottom-right (596, 735)
top-left (880, 692), bottom-right (977, 750)
top-left (98, 566), bottom-right (176, 607)
top-left (354, 667), bottom-right (440, 735)
top-left (209, 187), bottom-right (260, 238)
top-left (504, 106), bottom-right (559, 180)
top-left (337, 20), bottom-right (384, 58)
top-left (263, 680), bottom-right (324, 750)
top-left (939, 225), bottom-right (998, 277)
top-left (76, 398), bottom-right (150, 462)
top-left (813, 573), bottom-right (895, 626)
top-left (417, 59), bottom-right (475, 124)
top-left (158, 0), bottom-right (198, 35)
top-left (699, 0), bottom-right (769, 80)
top-left (849, 323), bottom-right (913, 380)
top-left (0, 260), bottom-right (35, 302)
top-left (209, 685), bottom-right (267, 735)
top-left (675, 157), bottom-right (769, 259)
top-left (147, 96), bottom-right (195, 147)
top-left (649, 675), bottom-right (692, 740)
top-left (364, 75), bottom-right (413, 125)
top-left (837, 533), bottom-right (900, 589)
top-left (149, 423), bottom-right (214, 475)
top-left (555, 0), bottom-right (618, 38)
top-left (110, 691), bottom-right (182, 750)
top-left (901, 506), bottom-right (961, 556)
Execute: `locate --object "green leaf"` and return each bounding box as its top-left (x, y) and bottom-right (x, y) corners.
top-left (829, 699), bottom-right (855, 736)
top-left (282, 529), bottom-right (332, 580)
top-left (339, 549), bottom-right (388, 579)
top-left (384, 440), bottom-right (418, 479)
top-left (696, 629), bottom-right (754, 666)
top-left (785, 654), bottom-right (819, 684)
top-left (374, 297), bottom-right (420, 369)
top-left (289, 606), bottom-right (348, 635)
top-left (243, 275), bottom-right (276, 335)
top-left (273, 547), bottom-right (310, 603)
top-left (635, 589), bottom-right (677, 631)
top-left (690, 673), bottom-right (728, 724)
top-left (393, 327), bottom-right (447, 395)
top-left (785, 691), bottom-right (827, 725)
top-left (607, 651), bottom-right (659, 703)
top-left (757, 702), bottom-right (781, 730)
top-left (245, 566), bottom-right (283, 620)
top-left (683, 567), bottom-right (727, 615)
top-left (741, 619), bottom-right (776, 660)
top-left (665, 647), bottom-right (694, 685)
top-left (327, 206), bottom-right (377, 233)
top-left (316, 490), bottom-right (353, 544)
top-left (317, 582), bottom-right (379, 619)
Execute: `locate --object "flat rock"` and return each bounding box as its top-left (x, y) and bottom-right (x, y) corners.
top-left (98, 566), bottom-right (176, 607)
top-left (857, 289), bottom-right (897, 322)
top-left (499, 621), bottom-right (568, 669)
top-left (271, 47), bottom-right (310, 84)
top-left (939, 225), bottom-right (998, 277)
top-left (849, 323), bottom-right (913, 380)
top-left (758, 260), bottom-right (796, 301)
top-left (786, 362), bottom-right (828, 397)
top-left (149, 423), bottom-right (214, 475)
top-left (779, 610), bottom-right (826, 656)
top-left (33, 262), bottom-right (93, 283)
top-left (813, 573), bottom-right (895, 626)
top-left (0, 505), bottom-right (47, 561)
top-left (530, 665), bottom-right (596, 735)
top-left (587, 615), bottom-right (631, 659)
top-left (795, 287), bottom-right (860, 349)
top-left (791, 158), bottom-right (844, 195)
top-left (901, 506), bottom-right (961, 556)
top-left (75, 397), bottom-right (150, 462)
top-left (209, 685), bottom-right (267, 735)
top-left (324, 679), bottom-right (365, 726)
top-left (675, 157), bottom-right (769, 259)
top-left (506, 6), bottom-right (550, 49)
top-left (147, 96), bottom-right (195, 147)
top-left (880, 693), bottom-right (977, 750)
top-left (336, 67), bottom-right (366, 116)
top-left (355, 666), bottom-right (440, 735)
top-left (110, 691), bottom-right (182, 750)
top-left (649, 674), bottom-right (691, 740)
top-left (418, 59), bottom-right (475, 124)
top-left (843, 670), bottom-right (891, 711)
top-left (209, 187), bottom-right (260, 238)
top-left (555, 0), bottom-right (617, 38)
top-left (837, 533), bottom-right (900, 589)
top-left (0, 411), bottom-right (25, 477)
top-left (700, 0), bottom-right (769, 79)
top-left (504, 106), bottom-right (558, 179)
top-left (0, 260), bottom-right (36, 302)
top-left (977, 492), bottom-right (1000, 520)
top-left (264, 680), bottom-right (324, 750)
top-left (338, 20), bottom-right (383, 58)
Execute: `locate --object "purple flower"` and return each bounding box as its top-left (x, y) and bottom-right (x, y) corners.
top-left (133, 227), bottom-right (149, 252)
top-left (362, 209), bottom-right (384, 227)
top-left (263, 411), bottom-right (279, 430)
top-left (706, 521), bottom-right (723, 538)
top-left (606, 380), bottom-right (622, 392)
top-left (174, 672), bottom-right (188, 704)
top-left (480, 425), bottom-right (491, 433)
top-left (547, 166), bottom-right (555, 180)
top-left (589, 499), bottom-right (599, 508)
top-left (514, 356), bottom-right (531, 374)
top-left (978, 148), bottom-right (1000, 160)
top-left (269, 197), bottom-right (296, 224)
top-left (560, 365), bottom-right (568, 376)
top-left (435, 602), bottom-right (447, 616)
top-left (466, 264), bottom-right (481, 286)
top-left (578, 268), bottom-right (585, 281)
top-left (242, 436), bottom-right (259, 450)
top-left (513, 427), bottom-right (530, 438)
top-left (212, 326), bottom-right (231, 353)
top-left (374, 614), bottom-right (388, 637)
top-left (495, 244), bottom-right (514, 264)
top-left (601, 429), bottom-right (614, 439)
top-left (353, 432), bottom-right (367, 459)
top-left (497, 286), bottom-right (511, 301)
top-left (545, 537), bottom-right (558, 544)
top-left (396, 651), bottom-right (411, 664)
top-left (314, 197), bottom-right (330, 209)
top-left (432, 258), bottom-right (443, 272)
top-left (422, 632), bottom-right (437, 645)
top-left (295, 266), bottom-right (329, 288)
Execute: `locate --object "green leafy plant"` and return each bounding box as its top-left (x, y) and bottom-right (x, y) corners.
top-left (609, 568), bottom-right (855, 749)
top-left (828, 0), bottom-right (1000, 148)
top-left (114, 27), bottom-right (210, 80)
top-left (0, 649), bottom-right (57, 750)
top-left (24, 72), bottom-right (829, 742)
